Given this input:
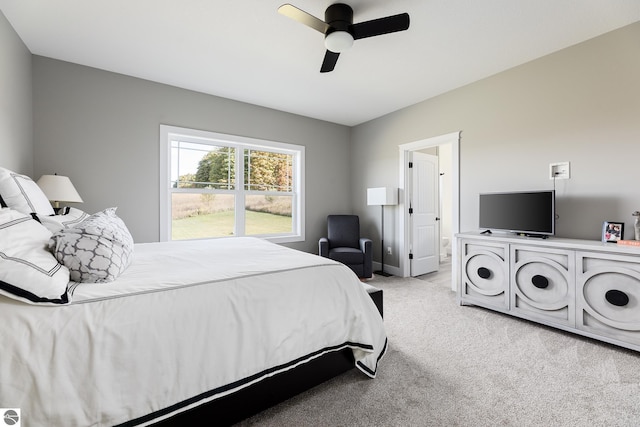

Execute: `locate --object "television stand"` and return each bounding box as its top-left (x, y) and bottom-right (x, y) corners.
top-left (457, 231), bottom-right (640, 353)
top-left (480, 229), bottom-right (492, 234)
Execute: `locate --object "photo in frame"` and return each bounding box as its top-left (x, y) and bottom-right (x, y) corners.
top-left (602, 221), bottom-right (624, 242)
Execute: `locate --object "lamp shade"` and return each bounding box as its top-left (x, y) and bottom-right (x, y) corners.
top-left (36, 174), bottom-right (83, 205)
top-left (367, 187), bottom-right (397, 206)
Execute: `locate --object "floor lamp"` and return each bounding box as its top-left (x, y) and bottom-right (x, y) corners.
top-left (367, 187), bottom-right (398, 277)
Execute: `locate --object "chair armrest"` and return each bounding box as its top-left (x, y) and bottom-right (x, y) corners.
top-left (360, 238), bottom-right (372, 254)
top-left (319, 237), bottom-right (329, 257)
top-left (360, 238), bottom-right (373, 278)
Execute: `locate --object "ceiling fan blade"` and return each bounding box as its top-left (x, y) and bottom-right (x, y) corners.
top-left (320, 50), bottom-right (340, 73)
top-left (278, 4), bottom-right (329, 34)
top-left (350, 13), bottom-right (410, 40)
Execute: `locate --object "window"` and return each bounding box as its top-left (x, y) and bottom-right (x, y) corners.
top-left (160, 125), bottom-right (304, 243)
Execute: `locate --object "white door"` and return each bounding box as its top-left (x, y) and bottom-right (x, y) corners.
top-left (410, 151), bottom-right (440, 276)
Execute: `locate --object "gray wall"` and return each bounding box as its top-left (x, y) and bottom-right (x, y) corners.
top-left (8, 12), bottom-right (640, 260)
top-left (352, 22), bottom-right (640, 268)
top-left (0, 11), bottom-right (32, 175)
top-left (32, 57), bottom-right (351, 251)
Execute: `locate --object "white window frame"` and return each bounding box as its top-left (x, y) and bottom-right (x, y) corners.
top-left (159, 125), bottom-right (305, 243)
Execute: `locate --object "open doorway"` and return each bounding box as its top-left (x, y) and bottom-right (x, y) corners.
top-left (398, 132), bottom-right (460, 291)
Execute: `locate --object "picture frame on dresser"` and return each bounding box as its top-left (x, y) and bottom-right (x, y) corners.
top-left (602, 221), bottom-right (624, 242)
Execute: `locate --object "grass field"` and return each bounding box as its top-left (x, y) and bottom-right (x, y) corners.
top-left (172, 209), bottom-right (292, 240)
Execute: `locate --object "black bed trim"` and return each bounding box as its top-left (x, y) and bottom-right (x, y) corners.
top-left (116, 341), bottom-right (378, 427)
top-left (357, 337), bottom-right (388, 376)
top-left (0, 279), bottom-right (69, 305)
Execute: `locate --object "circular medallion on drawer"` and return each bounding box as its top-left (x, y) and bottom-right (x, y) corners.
top-left (477, 267), bottom-right (491, 279)
top-left (465, 252), bottom-right (505, 295)
top-left (514, 258), bottom-right (569, 308)
top-left (605, 289), bottom-right (629, 307)
top-left (531, 274), bottom-right (549, 289)
top-left (582, 272), bottom-right (640, 326)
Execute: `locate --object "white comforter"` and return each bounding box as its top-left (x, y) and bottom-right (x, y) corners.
top-left (0, 237), bottom-right (386, 426)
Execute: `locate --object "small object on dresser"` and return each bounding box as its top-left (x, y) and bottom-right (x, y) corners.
top-left (633, 211), bottom-right (640, 240)
top-left (602, 221), bottom-right (624, 242)
top-left (617, 240), bottom-right (640, 247)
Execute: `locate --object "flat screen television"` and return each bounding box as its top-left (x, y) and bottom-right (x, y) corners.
top-left (479, 190), bottom-right (555, 237)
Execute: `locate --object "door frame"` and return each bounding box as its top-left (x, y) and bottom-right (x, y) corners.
top-left (398, 131), bottom-right (461, 289)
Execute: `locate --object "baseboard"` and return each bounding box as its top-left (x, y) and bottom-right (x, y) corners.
top-left (372, 261), bottom-right (401, 277)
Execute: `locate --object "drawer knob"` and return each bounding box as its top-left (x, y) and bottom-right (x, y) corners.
top-left (531, 275), bottom-right (549, 289)
top-left (605, 290), bottom-right (629, 307)
top-left (477, 267), bottom-right (491, 279)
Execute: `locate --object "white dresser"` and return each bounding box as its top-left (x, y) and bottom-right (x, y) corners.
top-left (457, 232), bottom-right (640, 351)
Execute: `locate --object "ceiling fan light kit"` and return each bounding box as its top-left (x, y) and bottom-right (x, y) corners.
top-left (278, 2), bottom-right (410, 73)
top-left (325, 31), bottom-right (354, 53)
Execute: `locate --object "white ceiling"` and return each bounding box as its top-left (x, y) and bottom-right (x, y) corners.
top-left (1, 0), bottom-right (639, 126)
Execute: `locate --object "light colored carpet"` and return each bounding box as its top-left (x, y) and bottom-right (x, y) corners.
top-left (237, 260), bottom-right (640, 426)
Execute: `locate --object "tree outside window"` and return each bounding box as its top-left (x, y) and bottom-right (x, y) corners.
top-left (160, 126), bottom-right (304, 243)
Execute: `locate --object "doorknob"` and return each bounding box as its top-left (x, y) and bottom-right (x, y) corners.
top-left (435, 217), bottom-right (440, 221)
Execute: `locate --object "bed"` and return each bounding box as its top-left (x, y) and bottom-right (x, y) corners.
top-left (0, 166), bottom-right (386, 425)
top-left (0, 220), bottom-right (386, 426)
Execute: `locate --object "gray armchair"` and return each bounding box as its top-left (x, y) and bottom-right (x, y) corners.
top-left (319, 215), bottom-right (373, 279)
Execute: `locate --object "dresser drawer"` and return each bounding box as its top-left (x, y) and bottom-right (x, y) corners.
top-left (576, 251), bottom-right (640, 346)
top-left (511, 245), bottom-right (574, 327)
top-left (459, 239), bottom-right (509, 311)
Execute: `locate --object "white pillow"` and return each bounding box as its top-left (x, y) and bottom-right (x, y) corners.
top-left (0, 167), bottom-right (55, 216)
top-left (0, 208), bottom-right (71, 305)
top-left (49, 207), bottom-right (134, 283)
top-left (37, 207), bottom-right (90, 233)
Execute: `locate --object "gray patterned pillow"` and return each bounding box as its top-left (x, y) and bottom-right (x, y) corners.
top-left (49, 207), bottom-right (134, 283)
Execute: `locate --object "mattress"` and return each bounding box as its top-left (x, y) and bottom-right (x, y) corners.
top-left (0, 237), bottom-right (386, 426)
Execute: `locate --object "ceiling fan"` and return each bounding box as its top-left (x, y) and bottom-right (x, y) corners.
top-left (278, 3), bottom-right (410, 73)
